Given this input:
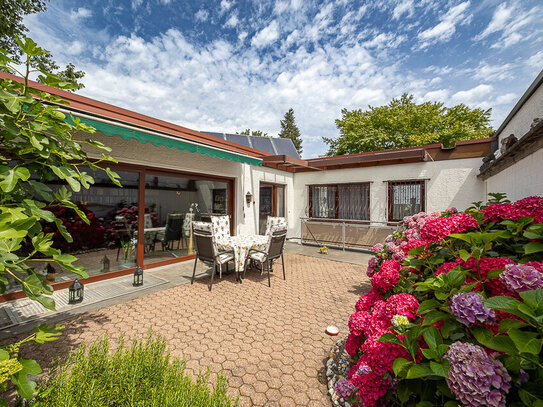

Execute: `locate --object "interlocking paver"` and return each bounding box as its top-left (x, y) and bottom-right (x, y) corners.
top-left (10, 253), bottom-right (366, 406)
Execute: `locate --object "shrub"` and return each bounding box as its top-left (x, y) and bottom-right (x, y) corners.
top-left (31, 332), bottom-right (238, 406)
top-left (341, 194), bottom-right (543, 406)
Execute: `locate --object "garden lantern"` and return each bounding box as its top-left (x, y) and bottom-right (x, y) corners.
top-left (100, 255), bottom-right (110, 273)
top-left (133, 266), bottom-right (143, 286)
top-left (245, 191), bottom-right (253, 205)
top-left (68, 279), bottom-right (84, 304)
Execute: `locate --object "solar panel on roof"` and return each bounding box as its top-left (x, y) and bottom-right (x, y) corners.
top-left (272, 138), bottom-right (300, 158)
top-left (224, 134), bottom-right (252, 148)
top-left (251, 137), bottom-right (274, 153)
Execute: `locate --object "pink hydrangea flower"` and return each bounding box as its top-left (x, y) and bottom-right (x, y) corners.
top-left (371, 260), bottom-right (401, 292)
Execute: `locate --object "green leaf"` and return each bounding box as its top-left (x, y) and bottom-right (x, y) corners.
top-left (485, 296), bottom-right (527, 320)
top-left (406, 363), bottom-right (434, 379)
top-left (430, 360), bottom-right (449, 377)
top-left (417, 299), bottom-right (441, 315)
top-left (499, 318), bottom-right (528, 333)
top-left (377, 333), bottom-right (403, 347)
top-left (393, 357), bottom-right (413, 377)
top-left (508, 328), bottom-right (542, 355)
top-left (519, 289), bottom-right (543, 311)
top-left (458, 249), bottom-right (471, 261)
top-left (33, 324), bottom-right (64, 343)
top-left (525, 242), bottom-right (543, 254)
top-left (424, 326), bottom-right (442, 349)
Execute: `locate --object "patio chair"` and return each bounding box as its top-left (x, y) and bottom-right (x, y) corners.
top-left (246, 226), bottom-right (287, 287)
top-left (190, 221), bottom-right (235, 291)
top-left (162, 213), bottom-right (184, 250)
top-left (264, 216), bottom-right (287, 235)
top-left (113, 218), bottom-right (132, 261)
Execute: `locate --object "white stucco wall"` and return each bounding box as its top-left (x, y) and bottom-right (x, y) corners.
top-left (485, 148), bottom-right (543, 202)
top-left (496, 82), bottom-right (543, 146)
top-left (290, 157), bottom-right (485, 239)
top-left (82, 132), bottom-right (294, 236)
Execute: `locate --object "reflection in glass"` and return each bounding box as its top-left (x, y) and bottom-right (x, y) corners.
top-left (143, 174), bottom-right (229, 264)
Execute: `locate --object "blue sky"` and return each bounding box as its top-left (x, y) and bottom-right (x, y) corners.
top-left (25, 0), bottom-right (543, 158)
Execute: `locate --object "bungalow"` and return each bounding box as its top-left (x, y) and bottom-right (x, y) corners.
top-left (0, 68), bottom-right (540, 297)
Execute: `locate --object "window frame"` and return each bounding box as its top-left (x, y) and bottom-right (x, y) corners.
top-left (308, 182), bottom-right (371, 222)
top-left (387, 179), bottom-right (426, 222)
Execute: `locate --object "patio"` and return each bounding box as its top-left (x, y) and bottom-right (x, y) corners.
top-left (9, 246), bottom-right (371, 406)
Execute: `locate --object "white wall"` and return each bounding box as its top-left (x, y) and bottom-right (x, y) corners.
top-left (291, 158), bottom-right (485, 238)
top-left (496, 83), bottom-right (543, 147)
top-left (485, 148), bottom-right (543, 202)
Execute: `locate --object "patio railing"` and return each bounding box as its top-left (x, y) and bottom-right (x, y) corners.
top-left (299, 218), bottom-right (398, 251)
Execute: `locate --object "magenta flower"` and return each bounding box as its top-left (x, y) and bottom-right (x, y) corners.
top-left (335, 379), bottom-right (355, 398)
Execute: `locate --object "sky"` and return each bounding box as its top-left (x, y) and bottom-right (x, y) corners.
top-left (23, 0), bottom-right (543, 158)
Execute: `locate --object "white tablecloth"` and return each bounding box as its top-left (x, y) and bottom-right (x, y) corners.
top-left (216, 235), bottom-right (268, 272)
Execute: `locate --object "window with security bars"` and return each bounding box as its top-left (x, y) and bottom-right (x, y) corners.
top-left (309, 183), bottom-right (370, 220)
top-left (388, 180), bottom-right (425, 222)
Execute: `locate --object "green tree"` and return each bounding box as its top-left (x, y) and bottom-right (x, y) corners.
top-left (0, 38), bottom-right (119, 400)
top-left (278, 108), bottom-right (303, 155)
top-left (237, 128), bottom-right (268, 137)
top-left (0, 0), bottom-right (85, 91)
top-left (325, 93), bottom-right (493, 156)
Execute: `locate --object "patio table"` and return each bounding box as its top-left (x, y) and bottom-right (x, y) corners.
top-left (216, 235), bottom-right (268, 274)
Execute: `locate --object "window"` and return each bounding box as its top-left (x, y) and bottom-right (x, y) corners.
top-left (309, 183), bottom-right (370, 220)
top-left (388, 180), bottom-right (425, 221)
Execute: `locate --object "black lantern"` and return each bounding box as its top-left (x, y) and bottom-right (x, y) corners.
top-left (100, 255), bottom-right (110, 273)
top-left (246, 191), bottom-right (253, 205)
top-left (68, 279), bottom-right (84, 304)
top-left (133, 266), bottom-right (143, 287)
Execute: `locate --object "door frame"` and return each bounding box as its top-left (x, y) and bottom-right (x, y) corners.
top-left (259, 182), bottom-right (286, 218)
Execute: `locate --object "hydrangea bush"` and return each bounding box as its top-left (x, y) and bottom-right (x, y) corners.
top-left (340, 194), bottom-right (543, 406)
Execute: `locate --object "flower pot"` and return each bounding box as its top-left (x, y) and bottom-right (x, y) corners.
top-left (45, 272), bottom-right (57, 285)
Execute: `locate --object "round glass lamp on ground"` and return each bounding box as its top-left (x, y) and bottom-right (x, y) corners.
top-left (68, 279), bottom-right (84, 304)
top-left (133, 266), bottom-right (143, 287)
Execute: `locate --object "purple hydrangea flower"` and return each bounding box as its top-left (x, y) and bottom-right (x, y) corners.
top-left (335, 379), bottom-right (355, 398)
top-left (500, 264), bottom-right (543, 293)
top-left (445, 342), bottom-right (511, 407)
top-left (371, 243), bottom-right (384, 253)
top-left (367, 257), bottom-right (379, 277)
top-left (393, 251), bottom-right (406, 261)
top-left (449, 293), bottom-right (495, 326)
top-left (386, 242), bottom-right (398, 253)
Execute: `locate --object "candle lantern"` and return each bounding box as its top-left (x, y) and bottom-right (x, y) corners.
top-left (100, 255), bottom-right (110, 273)
top-left (133, 266), bottom-right (144, 287)
top-left (68, 279), bottom-right (84, 304)
top-left (245, 191), bottom-right (253, 205)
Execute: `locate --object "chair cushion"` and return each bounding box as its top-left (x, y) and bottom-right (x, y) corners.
top-left (217, 252), bottom-right (234, 264)
top-left (249, 251), bottom-right (266, 263)
top-left (211, 216), bottom-right (231, 241)
top-left (265, 217), bottom-right (287, 235)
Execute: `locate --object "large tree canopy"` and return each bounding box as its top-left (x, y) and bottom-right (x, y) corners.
top-left (324, 94), bottom-right (493, 156)
top-left (278, 108), bottom-right (303, 155)
top-left (0, 0), bottom-right (85, 90)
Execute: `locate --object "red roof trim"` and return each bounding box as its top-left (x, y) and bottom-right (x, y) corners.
top-left (0, 72), bottom-right (269, 159)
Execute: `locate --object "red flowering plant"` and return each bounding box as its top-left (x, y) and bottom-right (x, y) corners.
top-left (43, 203), bottom-right (105, 252)
top-left (340, 193), bottom-right (543, 407)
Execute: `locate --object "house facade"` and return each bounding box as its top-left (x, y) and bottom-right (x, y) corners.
top-left (0, 68), bottom-right (541, 299)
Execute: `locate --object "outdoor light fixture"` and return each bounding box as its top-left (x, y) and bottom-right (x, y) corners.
top-left (68, 279), bottom-right (84, 304)
top-left (100, 255), bottom-right (110, 273)
top-left (133, 266), bottom-right (144, 287)
top-left (246, 191), bottom-right (253, 205)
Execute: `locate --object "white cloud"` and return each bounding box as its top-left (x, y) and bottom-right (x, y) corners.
top-left (477, 3), bottom-right (514, 39)
top-left (452, 84), bottom-right (493, 105)
top-left (195, 9), bottom-right (209, 22)
top-left (417, 1), bottom-right (470, 48)
top-left (393, 0), bottom-right (414, 20)
top-left (251, 20), bottom-right (279, 48)
top-left (471, 62), bottom-right (515, 81)
top-left (423, 89), bottom-right (450, 102)
top-left (494, 92), bottom-right (517, 105)
top-left (220, 0), bottom-right (233, 12)
top-left (69, 7), bottom-right (92, 21)
top-left (225, 13), bottom-right (239, 28)
top-left (527, 51), bottom-right (543, 68)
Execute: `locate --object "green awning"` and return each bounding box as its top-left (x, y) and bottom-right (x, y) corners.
top-left (73, 115), bottom-right (262, 166)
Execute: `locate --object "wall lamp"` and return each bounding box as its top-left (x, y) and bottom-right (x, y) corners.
top-left (246, 191), bottom-right (253, 205)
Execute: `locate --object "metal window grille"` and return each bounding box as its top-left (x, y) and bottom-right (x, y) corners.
top-left (387, 180), bottom-right (425, 221)
top-left (308, 183), bottom-right (370, 220)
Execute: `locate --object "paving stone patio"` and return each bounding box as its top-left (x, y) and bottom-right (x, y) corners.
top-left (15, 253), bottom-right (370, 406)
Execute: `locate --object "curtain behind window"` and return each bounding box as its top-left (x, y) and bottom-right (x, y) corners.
top-left (392, 183), bottom-right (421, 220)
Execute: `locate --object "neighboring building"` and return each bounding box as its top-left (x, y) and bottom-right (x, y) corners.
top-left (0, 68), bottom-right (540, 299)
top-left (479, 69), bottom-right (543, 201)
